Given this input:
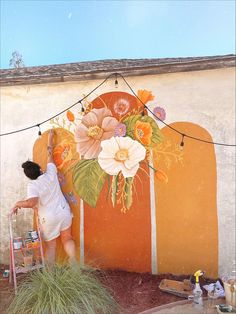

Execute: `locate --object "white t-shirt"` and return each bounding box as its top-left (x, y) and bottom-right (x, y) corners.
top-left (27, 163), bottom-right (70, 217)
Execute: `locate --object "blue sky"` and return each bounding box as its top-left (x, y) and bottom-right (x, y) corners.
top-left (0, 0), bottom-right (235, 69)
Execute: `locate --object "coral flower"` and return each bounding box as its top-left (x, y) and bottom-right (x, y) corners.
top-left (134, 120), bottom-right (153, 146)
top-left (75, 108), bottom-right (119, 159)
top-left (153, 106), bottom-right (166, 121)
top-left (113, 98), bottom-right (130, 116)
top-left (66, 110), bottom-right (75, 122)
top-left (98, 136), bottom-right (146, 178)
top-left (137, 90), bottom-right (154, 105)
top-left (53, 142), bottom-right (73, 169)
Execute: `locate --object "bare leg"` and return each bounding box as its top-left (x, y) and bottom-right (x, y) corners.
top-left (60, 227), bottom-right (77, 265)
top-left (44, 238), bottom-right (57, 265)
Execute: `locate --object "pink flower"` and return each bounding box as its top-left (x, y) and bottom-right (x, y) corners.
top-left (75, 108), bottom-right (119, 159)
top-left (113, 98), bottom-right (130, 115)
top-left (153, 106), bottom-right (166, 121)
top-left (114, 123), bottom-right (126, 137)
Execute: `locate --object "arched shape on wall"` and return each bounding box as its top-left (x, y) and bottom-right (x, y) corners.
top-left (83, 92), bottom-right (152, 273)
top-left (33, 92), bottom-right (153, 272)
top-left (153, 122), bottom-right (218, 278)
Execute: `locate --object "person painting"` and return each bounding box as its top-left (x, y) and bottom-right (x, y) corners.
top-left (11, 129), bottom-right (76, 265)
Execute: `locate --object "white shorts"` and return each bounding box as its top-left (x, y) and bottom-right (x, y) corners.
top-left (39, 207), bottom-right (73, 241)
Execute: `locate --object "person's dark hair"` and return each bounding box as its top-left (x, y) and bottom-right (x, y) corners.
top-left (22, 161), bottom-right (42, 180)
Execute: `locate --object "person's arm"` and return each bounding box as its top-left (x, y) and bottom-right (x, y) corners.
top-left (47, 129), bottom-right (54, 164)
top-left (11, 197), bottom-right (39, 215)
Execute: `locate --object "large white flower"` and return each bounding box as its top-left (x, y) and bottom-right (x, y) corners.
top-left (98, 137), bottom-right (146, 178)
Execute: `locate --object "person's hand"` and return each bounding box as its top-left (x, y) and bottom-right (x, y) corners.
top-left (11, 207), bottom-right (18, 215)
top-left (10, 202), bottom-right (21, 215)
top-left (48, 129), bottom-right (54, 146)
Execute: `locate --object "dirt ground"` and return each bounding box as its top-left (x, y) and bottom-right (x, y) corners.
top-left (0, 265), bottom-right (218, 314)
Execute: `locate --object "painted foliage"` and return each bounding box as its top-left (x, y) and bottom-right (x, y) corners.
top-left (50, 90), bottom-right (174, 213)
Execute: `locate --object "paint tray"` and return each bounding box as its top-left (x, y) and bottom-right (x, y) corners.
top-left (159, 279), bottom-right (193, 298)
top-left (216, 305), bottom-right (236, 313)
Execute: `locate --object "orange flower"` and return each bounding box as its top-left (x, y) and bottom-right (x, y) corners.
top-left (155, 169), bottom-right (168, 183)
top-left (66, 110), bottom-right (75, 122)
top-left (137, 90), bottom-right (154, 105)
top-left (53, 142), bottom-right (73, 169)
top-left (134, 120), bottom-right (152, 146)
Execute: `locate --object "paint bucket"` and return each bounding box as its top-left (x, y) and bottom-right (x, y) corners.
top-left (223, 278), bottom-right (236, 307)
top-left (28, 230), bottom-right (38, 241)
top-left (3, 270), bottom-right (9, 278)
top-left (24, 255), bottom-right (33, 267)
top-left (13, 237), bottom-right (23, 250)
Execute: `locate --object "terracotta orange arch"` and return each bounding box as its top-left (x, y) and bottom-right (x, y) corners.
top-left (83, 92), bottom-right (152, 273)
top-left (153, 122), bottom-right (218, 278)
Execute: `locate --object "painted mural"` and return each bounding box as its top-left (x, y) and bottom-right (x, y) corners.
top-left (33, 90), bottom-right (218, 277)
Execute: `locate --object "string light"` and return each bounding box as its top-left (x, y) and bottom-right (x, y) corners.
top-left (37, 124), bottom-right (42, 137)
top-left (0, 72), bottom-right (235, 147)
top-left (118, 73), bottom-right (235, 147)
top-left (180, 134), bottom-right (185, 149)
top-left (115, 74), bottom-right (118, 89)
top-left (80, 101), bottom-right (85, 113)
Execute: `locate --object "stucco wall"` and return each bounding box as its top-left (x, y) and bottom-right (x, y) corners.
top-left (0, 67), bottom-right (235, 276)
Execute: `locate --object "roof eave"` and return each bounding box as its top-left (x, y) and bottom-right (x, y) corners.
top-left (0, 55), bottom-right (235, 86)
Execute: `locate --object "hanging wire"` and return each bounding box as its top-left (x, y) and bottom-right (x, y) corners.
top-left (116, 73), bottom-right (236, 147)
top-left (0, 73), bottom-right (116, 137)
top-left (0, 72), bottom-right (235, 147)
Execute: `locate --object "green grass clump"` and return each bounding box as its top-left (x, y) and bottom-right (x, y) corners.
top-left (7, 264), bottom-right (119, 314)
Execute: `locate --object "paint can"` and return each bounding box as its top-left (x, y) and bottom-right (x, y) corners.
top-left (3, 270), bottom-right (9, 278)
top-left (23, 255), bottom-right (33, 267)
top-left (24, 237), bottom-right (32, 248)
top-left (28, 230), bottom-right (38, 241)
top-left (13, 237), bottom-right (23, 250)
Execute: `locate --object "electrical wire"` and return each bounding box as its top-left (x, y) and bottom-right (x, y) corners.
top-left (0, 73), bottom-right (115, 137)
top-left (0, 72), bottom-right (235, 147)
top-left (117, 73), bottom-right (236, 147)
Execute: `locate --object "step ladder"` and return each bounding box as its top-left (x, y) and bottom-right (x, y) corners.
top-left (9, 209), bottom-right (45, 293)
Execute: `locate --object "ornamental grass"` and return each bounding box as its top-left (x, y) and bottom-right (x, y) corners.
top-left (7, 264), bottom-right (119, 314)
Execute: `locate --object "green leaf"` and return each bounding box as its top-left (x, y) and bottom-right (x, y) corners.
top-left (111, 175), bottom-right (119, 207)
top-left (72, 159), bottom-right (108, 207)
top-left (124, 177), bottom-right (134, 210)
top-left (123, 115), bottom-right (140, 138)
top-left (106, 175), bottom-right (111, 202)
top-left (145, 115), bottom-right (164, 145)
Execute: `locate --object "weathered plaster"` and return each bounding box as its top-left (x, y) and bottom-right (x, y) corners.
top-left (0, 67), bottom-right (235, 276)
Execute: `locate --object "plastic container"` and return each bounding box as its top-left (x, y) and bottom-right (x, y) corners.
top-left (223, 278), bottom-right (236, 307)
top-left (28, 230), bottom-right (38, 241)
top-left (222, 262), bottom-right (236, 307)
top-left (193, 282), bottom-right (203, 306)
top-left (13, 237), bottom-right (23, 250)
top-left (23, 255), bottom-right (33, 267)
